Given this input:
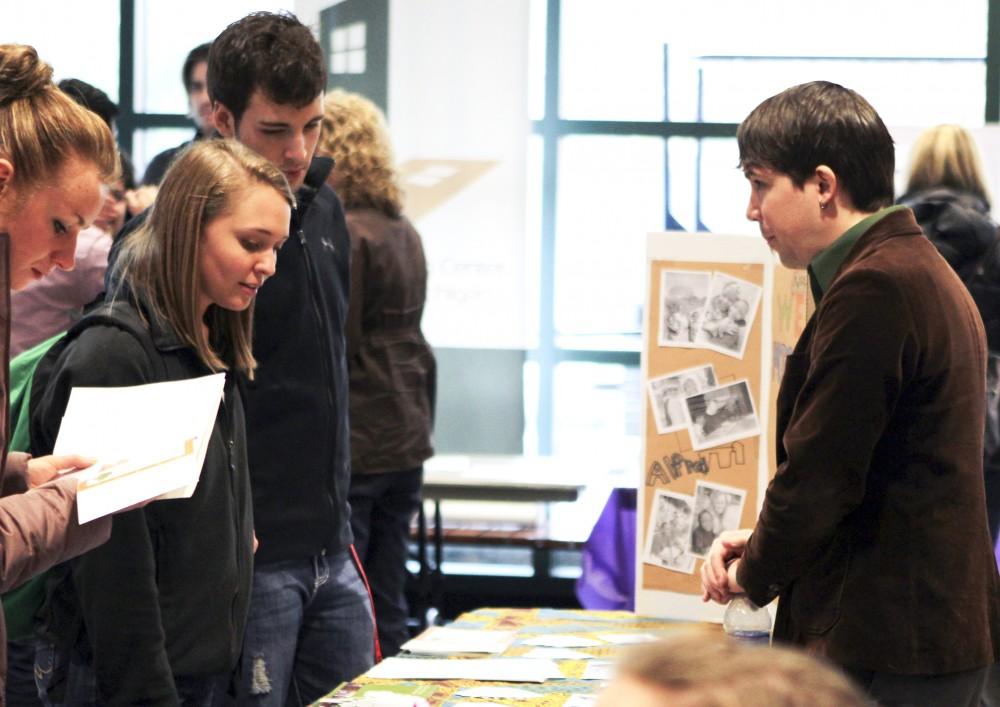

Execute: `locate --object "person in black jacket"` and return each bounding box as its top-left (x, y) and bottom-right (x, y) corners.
top-left (30, 140), bottom-right (293, 705)
top-left (208, 13), bottom-right (376, 705)
top-left (897, 123), bottom-right (1000, 546)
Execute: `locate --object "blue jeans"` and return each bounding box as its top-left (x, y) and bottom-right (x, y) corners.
top-left (349, 468), bottom-right (422, 657)
top-left (237, 549), bottom-right (375, 706)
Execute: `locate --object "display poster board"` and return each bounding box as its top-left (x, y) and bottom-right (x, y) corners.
top-left (635, 232), bottom-right (811, 621)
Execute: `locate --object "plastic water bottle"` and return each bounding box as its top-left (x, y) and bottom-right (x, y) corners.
top-left (723, 595), bottom-right (771, 646)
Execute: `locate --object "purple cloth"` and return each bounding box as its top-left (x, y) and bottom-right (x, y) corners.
top-left (576, 488), bottom-right (637, 611)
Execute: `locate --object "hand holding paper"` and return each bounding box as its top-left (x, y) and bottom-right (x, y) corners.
top-left (53, 373), bottom-right (227, 523)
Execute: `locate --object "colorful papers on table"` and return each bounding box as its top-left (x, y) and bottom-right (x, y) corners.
top-left (401, 627), bottom-right (517, 655)
top-left (54, 373), bottom-right (226, 523)
top-left (365, 657), bottom-right (563, 683)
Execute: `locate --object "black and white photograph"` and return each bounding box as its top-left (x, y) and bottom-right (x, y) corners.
top-left (658, 269), bottom-right (712, 347)
top-left (689, 481), bottom-right (747, 558)
top-left (647, 364), bottom-right (717, 434)
top-left (683, 379), bottom-right (761, 451)
top-left (643, 489), bottom-right (697, 574)
top-left (694, 272), bottom-right (762, 359)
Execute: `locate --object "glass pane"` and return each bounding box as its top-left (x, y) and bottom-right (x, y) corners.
top-left (2, 2), bottom-right (120, 102)
top-left (552, 362), bottom-right (640, 475)
top-left (131, 127), bottom-right (196, 183)
top-left (134, 0), bottom-right (293, 114)
top-left (554, 135), bottom-right (664, 335)
top-left (560, 0), bottom-right (987, 122)
top-left (693, 138), bottom-right (756, 237)
top-left (697, 59), bottom-right (985, 127)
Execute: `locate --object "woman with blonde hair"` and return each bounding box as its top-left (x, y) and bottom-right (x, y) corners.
top-left (899, 125), bottom-right (1000, 550)
top-left (0, 43), bottom-right (121, 690)
top-left (30, 139), bottom-right (293, 705)
top-left (318, 90), bottom-right (435, 657)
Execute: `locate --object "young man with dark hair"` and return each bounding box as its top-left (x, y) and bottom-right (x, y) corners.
top-left (208, 12), bottom-right (374, 705)
top-left (701, 81), bottom-right (1000, 706)
top-left (141, 42), bottom-right (213, 186)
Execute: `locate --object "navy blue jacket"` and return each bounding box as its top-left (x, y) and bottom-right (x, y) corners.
top-left (246, 157), bottom-right (353, 563)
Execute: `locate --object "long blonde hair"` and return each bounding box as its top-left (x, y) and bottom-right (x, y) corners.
top-left (318, 90), bottom-right (402, 217)
top-left (0, 44), bottom-right (118, 195)
top-left (905, 124), bottom-right (991, 206)
top-left (112, 140), bottom-right (293, 379)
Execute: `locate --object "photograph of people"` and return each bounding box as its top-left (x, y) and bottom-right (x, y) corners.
top-left (644, 490), bottom-right (696, 574)
top-left (658, 269), bottom-right (711, 347)
top-left (690, 481), bottom-right (746, 557)
top-left (684, 379), bottom-right (760, 451)
top-left (647, 364), bottom-right (716, 434)
top-left (695, 273), bottom-right (762, 359)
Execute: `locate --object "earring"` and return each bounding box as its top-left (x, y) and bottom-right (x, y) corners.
top-left (819, 201), bottom-right (828, 210)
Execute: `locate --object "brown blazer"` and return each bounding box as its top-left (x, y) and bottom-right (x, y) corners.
top-left (738, 209), bottom-right (1000, 675)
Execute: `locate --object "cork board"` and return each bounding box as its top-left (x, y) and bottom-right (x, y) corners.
top-left (635, 233), bottom-right (810, 621)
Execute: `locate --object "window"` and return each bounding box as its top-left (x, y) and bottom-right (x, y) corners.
top-left (530, 0), bottom-right (995, 463)
top-left (329, 21), bottom-right (367, 74)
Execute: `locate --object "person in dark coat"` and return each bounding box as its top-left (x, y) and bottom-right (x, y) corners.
top-left (897, 123), bottom-right (1000, 547)
top-left (30, 140), bottom-right (293, 705)
top-left (700, 82), bottom-right (999, 706)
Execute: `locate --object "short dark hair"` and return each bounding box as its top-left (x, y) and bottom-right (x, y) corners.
top-left (737, 81), bottom-right (895, 212)
top-left (208, 12), bottom-right (324, 125)
top-left (57, 78), bottom-right (118, 129)
top-left (182, 42), bottom-right (211, 92)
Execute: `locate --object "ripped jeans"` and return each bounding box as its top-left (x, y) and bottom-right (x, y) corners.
top-left (237, 549), bottom-right (375, 706)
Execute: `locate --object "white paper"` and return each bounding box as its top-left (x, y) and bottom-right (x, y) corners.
top-left (520, 635), bottom-right (604, 648)
top-left (365, 657), bottom-right (562, 683)
top-left (401, 627), bottom-right (516, 655)
top-left (595, 632), bottom-right (660, 645)
top-left (564, 696), bottom-right (598, 707)
top-left (454, 686), bottom-right (538, 698)
top-left (522, 647), bottom-right (595, 660)
top-left (331, 694), bottom-right (430, 707)
top-left (580, 661), bottom-right (614, 681)
top-left (55, 374), bottom-right (226, 523)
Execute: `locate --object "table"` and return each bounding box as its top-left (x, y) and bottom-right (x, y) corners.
top-left (414, 456), bottom-right (590, 623)
top-left (314, 607), bottom-right (716, 706)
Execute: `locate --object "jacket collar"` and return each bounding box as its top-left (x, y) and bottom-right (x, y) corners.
top-left (824, 207), bottom-right (924, 293)
top-left (292, 156), bottom-right (335, 231)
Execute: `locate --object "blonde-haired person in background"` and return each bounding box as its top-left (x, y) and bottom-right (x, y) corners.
top-left (597, 631), bottom-right (868, 707)
top-left (0, 43), bottom-right (122, 696)
top-left (898, 123), bottom-right (1000, 707)
top-left (898, 125), bottom-right (1000, 546)
top-left (318, 89), bottom-right (436, 658)
top-left (30, 140), bottom-right (292, 705)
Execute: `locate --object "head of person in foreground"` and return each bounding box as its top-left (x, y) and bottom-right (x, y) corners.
top-left (595, 630), bottom-right (868, 707)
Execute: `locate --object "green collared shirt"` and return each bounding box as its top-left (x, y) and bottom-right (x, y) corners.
top-left (807, 205), bottom-right (905, 302)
